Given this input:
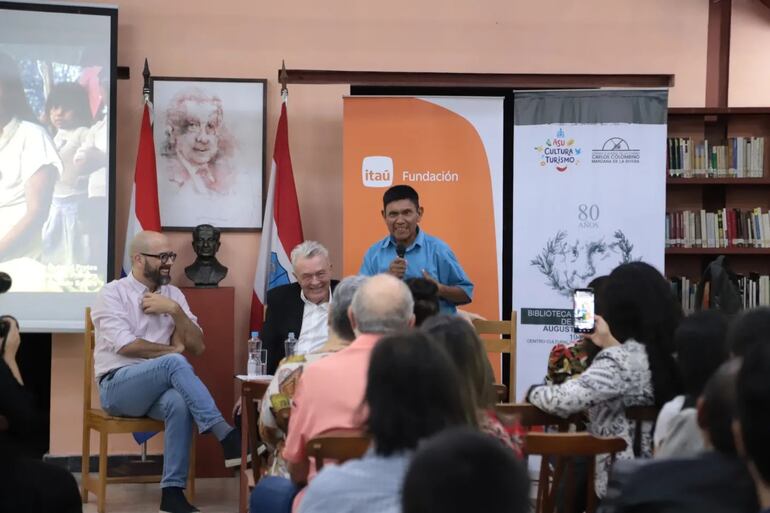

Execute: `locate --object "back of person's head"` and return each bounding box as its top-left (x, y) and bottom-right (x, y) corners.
top-left (406, 277), bottom-right (439, 326)
top-left (365, 331), bottom-right (472, 456)
top-left (737, 342), bottom-right (770, 484)
top-left (676, 310), bottom-right (729, 401)
top-left (329, 275), bottom-right (368, 342)
top-left (402, 428), bottom-right (530, 513)
top-left (421, 314), bottom-right (496, 409)
top-left (727, 307), bottom-right (770, 357)
top-left (382, 184), bottom-right (419, 210)
top-left (598, 262), bottom-right (682, 406)
top-left (698, 358), bottom-right (741, 454)
top-left (45, 82), bottom-right (93, 127)
top-left (349, 274), bottom-right (414, 334)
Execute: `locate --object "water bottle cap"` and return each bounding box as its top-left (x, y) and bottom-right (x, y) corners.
top-left (288, 332), bottom-right (295, 339)
top-left (251, 331), bottom-right (259, 338)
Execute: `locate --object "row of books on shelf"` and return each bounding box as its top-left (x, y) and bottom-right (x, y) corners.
top-left (665, 208), bottom-right (770, 248)
top-left (671, 275), bottom-right (770, 315)
top-left (667, 137), bottom-right (765, 178)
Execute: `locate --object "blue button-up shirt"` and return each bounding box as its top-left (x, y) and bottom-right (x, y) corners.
top-left (359, 228), bottom-right (473, 313)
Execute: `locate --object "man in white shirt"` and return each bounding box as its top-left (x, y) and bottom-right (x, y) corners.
top-left (261, 241), bottom-right (338, 374)
top-left (90, 230), bottom-right (239, 513)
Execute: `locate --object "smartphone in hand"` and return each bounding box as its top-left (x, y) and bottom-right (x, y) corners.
top-left (573, 288), bottom-right (595, 334)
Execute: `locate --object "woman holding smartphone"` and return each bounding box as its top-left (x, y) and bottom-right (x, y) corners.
top-left (527, 261), bottom-right (682, 499)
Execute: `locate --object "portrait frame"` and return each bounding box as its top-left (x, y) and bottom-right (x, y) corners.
top-left (150, 76), bottom-right (266, 231)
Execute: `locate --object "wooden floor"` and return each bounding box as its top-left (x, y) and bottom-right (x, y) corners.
top-left (76, 475), bottom-right (239, 513)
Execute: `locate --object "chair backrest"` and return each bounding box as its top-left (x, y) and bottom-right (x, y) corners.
top-left (242, 380), bottom-right (270, 483)
top-left (495, 403), bottom-right (584, 433)
top-left (473, 311), bottom-right (516, 401)
top-left (306, 429), bottom-right (370, 471)
top-left (492, 383), bottom-right (508, 404)
top-left (525, 432), bottom-right (627, 513)
top-left (83, 307), bottom-right (95, 413)
top-left (625, 405), bottom-right (659, 457)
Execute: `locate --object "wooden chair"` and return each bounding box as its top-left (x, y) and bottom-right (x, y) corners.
top-left (525, 432), bottom-right (627, 513)
top-left (306, 429), bottom-right (370, 471)
top-left (81, 308), bottom-right (195, 513)
top-left (473, 311), bottom-right (517, 401)
top-left (241, 379), bottom-right (270, 487)
top-left (495, 403), bottom-right (585, 433)
top-left (493, 383), bottom-right (508, 403)
top-left (625, 405), bottom-right (659, 457)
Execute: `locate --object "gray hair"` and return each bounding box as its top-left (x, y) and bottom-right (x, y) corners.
top-left (330, 275), bottom-right (369, 342)
top-left (290, 240), bottom-right (330, 268)
top-left (351, 274), bottom-right (414, 334)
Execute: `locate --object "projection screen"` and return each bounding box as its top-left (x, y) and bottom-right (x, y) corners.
top-left (0, 1), bottom-right (117, 331)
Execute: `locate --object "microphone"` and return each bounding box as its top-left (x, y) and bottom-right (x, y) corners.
top-left (0, 272), bottom-right (10, 294)
top-left (396, 244), bottom-right (406, 259)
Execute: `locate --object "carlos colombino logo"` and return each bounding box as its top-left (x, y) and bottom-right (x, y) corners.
top-left (362, 156), bottom-right (393, 187)
top-left (591, 137), bottom-right (640, 164)
top-left (534, 128), bottom-right (581, 172)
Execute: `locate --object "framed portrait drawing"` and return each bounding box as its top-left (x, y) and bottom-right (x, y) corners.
top-left (150, 77), bottom-right (266, 230)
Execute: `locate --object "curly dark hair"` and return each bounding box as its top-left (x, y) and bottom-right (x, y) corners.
top-left (406, 277), bottom-right (440, 326)
top-left (597, 262), bottom-right (683, 406)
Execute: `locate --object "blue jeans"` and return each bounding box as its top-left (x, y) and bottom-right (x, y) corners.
top-left (98, 353), bottom-right (226, 488)
top-left (249, 476), bottom-right (298, 513)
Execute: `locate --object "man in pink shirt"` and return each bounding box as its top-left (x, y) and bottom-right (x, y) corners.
top-left (249, 274), bottom-right (415, 513)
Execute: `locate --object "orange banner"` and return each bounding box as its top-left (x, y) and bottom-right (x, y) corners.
top-left (342, 96), bottom-right (503, 323)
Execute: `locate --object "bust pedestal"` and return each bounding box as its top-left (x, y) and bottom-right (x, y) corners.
top-left (182, 286), bottom-right (235, 478)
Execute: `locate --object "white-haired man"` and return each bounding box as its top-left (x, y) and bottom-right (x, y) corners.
top-left (261, 241), bottom-right (338, 374)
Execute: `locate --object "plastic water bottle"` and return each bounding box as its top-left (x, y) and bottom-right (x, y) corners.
top-left (247, 331), bottom-right (262, 378)
top-left (284, 332), bottom-right (297, 357)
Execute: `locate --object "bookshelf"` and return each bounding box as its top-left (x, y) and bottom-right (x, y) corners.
top-left (666, 107), bottom-right (770, 312)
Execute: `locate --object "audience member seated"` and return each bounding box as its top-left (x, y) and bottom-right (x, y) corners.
top-left (654, 309), bottom-right (729, 458)
top-left (90, 230), bottom-right (240, 513)
top-left (249, 273), bottom-right (415, 513)
top-left (0, 316), bottom-right (81, 513)
top-left (422, 314), bottom-right (524, 457)
top-left (599, 359), bottom-right (757, 513)
top-left (527, 262), bottom-right (682, 498)
top-left (258, 275), bottom-right (367, 478)
top-left (735, 340), bottom-right (770, 512)
top-left (727, 306), bottom-right (770, 358)
top-left (402, 428), bottom-right (530, 513)
top-left (261, 241), bottom-right (339, 374)
top-left (299, 330), bottom-right (473, 513)
top-left (405, 277), bottom-right (440, 326)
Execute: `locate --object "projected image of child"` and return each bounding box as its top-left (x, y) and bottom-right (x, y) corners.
top-left (0, 52), bottom-right (62, 288)
top-left (41, 82), bottom-right (94, 265)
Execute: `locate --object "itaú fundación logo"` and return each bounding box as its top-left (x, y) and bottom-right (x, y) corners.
top-left (591, 137), bottom-right (640, 164)
top-left (362, 156), bottom-right (394, 187)
top-left (534, 128), bottom-right (581, 172)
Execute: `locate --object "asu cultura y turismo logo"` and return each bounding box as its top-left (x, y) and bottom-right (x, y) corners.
top-left (535, 128), bottom-right (581, 172)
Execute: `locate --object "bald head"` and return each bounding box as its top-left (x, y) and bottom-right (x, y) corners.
top-left (349, 274), bottom-right (415, 335)
top-left (130, 230), bottom-right (169, 258)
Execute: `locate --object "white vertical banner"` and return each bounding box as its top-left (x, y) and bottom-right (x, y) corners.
top-left (512, 90), bottom-right (668, 399)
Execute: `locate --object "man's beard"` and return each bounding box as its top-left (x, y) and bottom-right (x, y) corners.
top-left (144, 264), bottom-right (171, 288)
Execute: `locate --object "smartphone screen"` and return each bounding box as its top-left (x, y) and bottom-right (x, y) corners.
top-left (573, 288), bottom-right (595, 333)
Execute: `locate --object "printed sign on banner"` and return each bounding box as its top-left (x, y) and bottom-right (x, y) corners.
top-left (342, 95), bottom-right (504, 337)
top-left (512, 90), bottom-right (668, 399)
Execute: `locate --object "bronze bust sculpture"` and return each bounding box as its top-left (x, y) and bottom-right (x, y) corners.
top-left (185, 224), bottom-right (228, 287)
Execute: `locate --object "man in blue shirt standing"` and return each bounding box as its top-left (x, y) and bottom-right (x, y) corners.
top-left (359, 185), bottom-right (473, 313)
